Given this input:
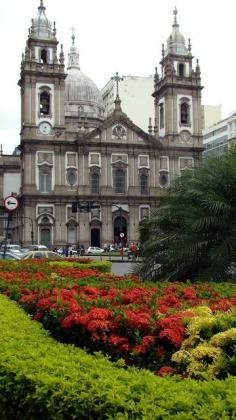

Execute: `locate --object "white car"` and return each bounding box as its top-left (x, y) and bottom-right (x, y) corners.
top-left (86, 246), bottom-right (104, 255)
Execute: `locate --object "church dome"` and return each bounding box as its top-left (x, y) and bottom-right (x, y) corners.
top-left (166, 8), bottom-right (188, 56)
top-left (65, 34), bottom-right (104, 119)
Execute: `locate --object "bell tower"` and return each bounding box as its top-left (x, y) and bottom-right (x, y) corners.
top-left (153, 8), bottom-right (203, 148)
top-left (18, 0), bottom-right (66, 140)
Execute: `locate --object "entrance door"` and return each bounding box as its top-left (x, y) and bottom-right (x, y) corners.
top-left (41, 228), bottom-right (50, 247)
top-left (91, 228), bottom-right (100, 247)
top-left (67, 225), bottom-right (77, 244)
top-left (113, 216), bottom-right (127, 245)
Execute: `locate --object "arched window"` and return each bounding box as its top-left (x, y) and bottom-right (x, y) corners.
top-left (41, 49), bottom-right (47, 64)
top-left (91, 172), bottom-right (100, 194)
top-left (180, 102), bottom-right (189, 124)
top-left (114, 169), bottom-right (125, 194)
top-left (178, 63), bottom-right (185, 76)
top-left (140, 174), bottom-right (148, 195)
top-left (40, 91), bottom-right (50, 115)
top-left (159, 103), bottom-right (164, 129)
top-left (39, 165), bottom-right (52, 193)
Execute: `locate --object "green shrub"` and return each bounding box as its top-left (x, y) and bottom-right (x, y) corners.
top-left (1, 295), bottom-right (236, 419)
top-left (50, 259), bottom-right (112, 273)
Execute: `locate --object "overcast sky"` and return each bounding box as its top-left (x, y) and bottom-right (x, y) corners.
top-left (1, 0), bottom-right (236, 154)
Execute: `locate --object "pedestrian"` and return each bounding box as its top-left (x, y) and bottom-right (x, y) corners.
top-left (80, 244), bottom-right (85, 256)
top-left (69, 245), bottom-right (73, 257)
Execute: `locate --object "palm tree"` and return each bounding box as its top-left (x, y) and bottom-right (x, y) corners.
top-left (139, 147), bottom-right (236, 281)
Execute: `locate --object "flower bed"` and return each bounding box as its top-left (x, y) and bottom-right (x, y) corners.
top-left (0, 259), bottom-right (236, 377)
top-left (2, 294), bottom-right (236, 419)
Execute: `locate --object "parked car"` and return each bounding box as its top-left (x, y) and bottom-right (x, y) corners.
top-left (23, 250), bottom-right (62, 260)
top-left (86, 246), bottom-right (104, 255)
top-left (0, 251), bottom-right (22, 260)
top-left (0, 244), bottom-right (25, 258)
top-left (28, 245), bottom-right (48, 251)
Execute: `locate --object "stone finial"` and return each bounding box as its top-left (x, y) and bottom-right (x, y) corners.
top-left (59, 44), bottom-right (64, 65)
top-left (31, 18), bottom-right (36, 35)
top-left (188, 38), bottom-right (192, 53)
top-left (154, 67), bottom-right (159, 85)
top-left (153, 118), bottom-right (158, 134)
top-left (162, 43), bottom-right (165, 59)
top-left (148, 117), bottom-right (153, 134)
top-left (53, 21), bottom-right (56, 38)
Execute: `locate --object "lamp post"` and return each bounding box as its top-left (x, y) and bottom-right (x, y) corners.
top-left (113, 204), bottom-right (124, 261)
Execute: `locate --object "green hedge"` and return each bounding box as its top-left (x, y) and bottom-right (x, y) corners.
top-left (0, 294), bottom-right (236, 419)
top-left (50, 259), bottom-right (112, 273)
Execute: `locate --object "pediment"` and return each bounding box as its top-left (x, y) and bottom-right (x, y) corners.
top-left (76, 108), bottom-right (162, 149)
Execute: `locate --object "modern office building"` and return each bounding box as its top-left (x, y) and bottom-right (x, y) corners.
top-left (203, 112), bottom-right (236, 157)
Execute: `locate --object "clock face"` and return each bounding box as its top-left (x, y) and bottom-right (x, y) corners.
top-left (39, 122), bottom-right (51, 135)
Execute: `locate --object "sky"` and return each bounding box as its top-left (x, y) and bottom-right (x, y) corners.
top-left (1, 0), bottom-right (236, 154)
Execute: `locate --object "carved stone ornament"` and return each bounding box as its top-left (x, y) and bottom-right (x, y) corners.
top-left (112, 124), bottom-right (127, 140)
top-left (180, 130), bottom-right (191, 143)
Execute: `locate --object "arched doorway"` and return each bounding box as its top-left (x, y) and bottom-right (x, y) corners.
top-left (91, 228), bottom-right (100, 247)
top-left (113, 216), bottom-right (127, 245)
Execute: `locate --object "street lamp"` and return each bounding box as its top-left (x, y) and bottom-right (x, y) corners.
top-left (113, 204), bottom-right (124, 261)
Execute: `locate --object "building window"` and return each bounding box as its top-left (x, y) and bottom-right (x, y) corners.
top-left (114, 169), bottom-right (125, 194)
top-left (91, 172), bottom-right (100, 194)
top-left (41, 49), bottom-right (47, 64)
top-left (140, 174), bottom-right (148, 195)
top-left (160, 103), bottom-right (164, 129)
top-left (180, 102), bottom-right (190, 124)
top-left (178, 63), bottom-right (185, 76)
top-left (39, 166), bottom-right (52, 193)
top-left (40, 91), bottom-right (50, 115)
top-left (159, 171), bottom-right (169, 188)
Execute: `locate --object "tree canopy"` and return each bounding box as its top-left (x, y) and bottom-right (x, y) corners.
top-left (139, 148), bottom-right (236, 281)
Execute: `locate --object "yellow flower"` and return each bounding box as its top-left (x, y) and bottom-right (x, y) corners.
top-left (210, 328), bottom-right (236, 347)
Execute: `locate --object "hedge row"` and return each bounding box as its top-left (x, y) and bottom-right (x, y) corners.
top-left (49, 258), bottom-right (112, 273)
top-left (0, 295), bottom-right (236, 419)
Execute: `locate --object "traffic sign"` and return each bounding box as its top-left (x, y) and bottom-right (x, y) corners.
top-left (4, 196), bottom-right (19, 211)
top-left (120, 232), bottom-right (124, 238)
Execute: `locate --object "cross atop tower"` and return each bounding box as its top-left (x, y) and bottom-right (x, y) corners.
top-left (111, 72), bottom-right (123, 98)
top-left (71, 27), bottom-right (75, 45)
top-left (173, 6), bottom-right (178, 25)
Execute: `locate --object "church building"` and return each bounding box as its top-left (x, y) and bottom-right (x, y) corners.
top-left (5, 1), bottom-right (203, 248)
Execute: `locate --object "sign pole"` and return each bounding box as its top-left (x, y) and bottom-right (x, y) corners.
top-left (3, 213), bottom-right (12, 260)
top-left (3, 196), bottom-right (19, 259)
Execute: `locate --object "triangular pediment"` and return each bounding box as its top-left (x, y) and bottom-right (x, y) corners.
top-left (76, 106), bottom-right (162, 149)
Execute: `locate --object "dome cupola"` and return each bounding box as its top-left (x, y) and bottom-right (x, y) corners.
top-left (33, 0), bottom-right (53, 40)
top-left (166, 8), bottom-right (188, 56)
top-left (65, 32), bottom-right (104, 120)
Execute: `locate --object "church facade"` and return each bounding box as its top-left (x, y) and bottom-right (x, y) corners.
top-left (7, 2), bottom-right (203, 248)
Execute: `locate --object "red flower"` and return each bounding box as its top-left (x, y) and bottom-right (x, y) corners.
top-left (157, 366), bottom-right (176, 377)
